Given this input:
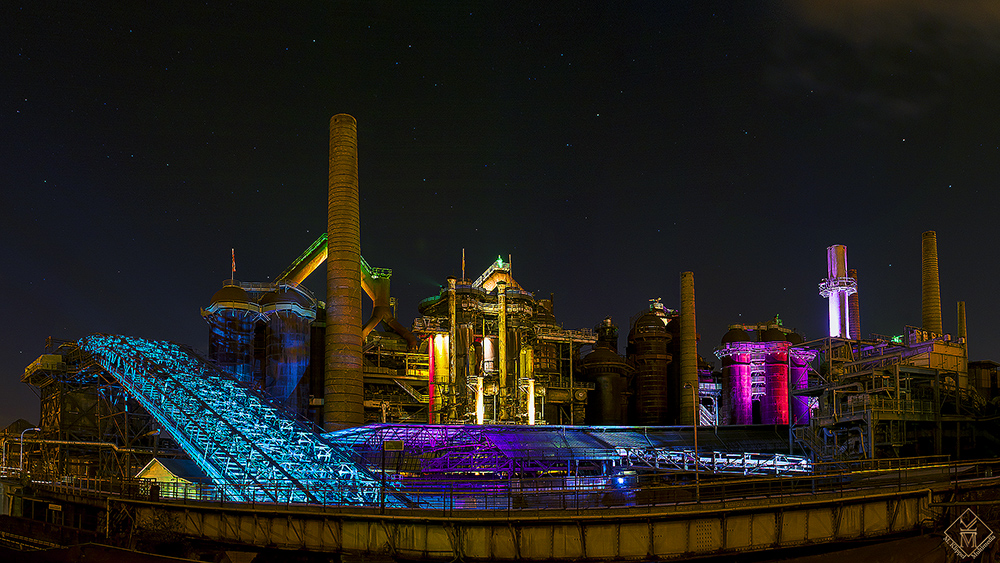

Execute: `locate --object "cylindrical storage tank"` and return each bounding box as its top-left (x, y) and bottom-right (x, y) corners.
top-left (204, 283), bottom-right (258, 385)
top-left (260, 286), bottom-right (316, 415)
top-left (789, 343), bottom-right (810, 424)
top-left (760, 330), bottom-right (789, 425)
top-left (581, 347), bottom-right (629, 425)
top-left (719, 329), bottom-right (752, 425)
top-left (428, 333), bottom-right (449, 424)
top-left (482, 336), bottom-right (495, 373)
top-left (628, 312), bottom-right (672, 425)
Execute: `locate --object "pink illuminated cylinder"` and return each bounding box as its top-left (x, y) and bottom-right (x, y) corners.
top-left (428, 336), bottom-right (436, 424)
top-left (826, 245), bottom-right (850, 338)
top-left (762, 345), bottom-right (789, 425)
top-left (790, 353), bottom-right (810, 424)
top-left (725, 351), bottom-right (752, 425)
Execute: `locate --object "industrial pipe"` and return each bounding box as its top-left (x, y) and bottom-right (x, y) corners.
top-left (360, 275), bottom-right (418, 350)
top-left (279, 233), bottom-right (418, 351)
top-left (448, 277), bottom-right (457, 421)
top-left (497, 280), bottom-right (508, 420)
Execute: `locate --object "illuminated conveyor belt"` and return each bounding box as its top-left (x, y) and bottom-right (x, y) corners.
top-left (79, 334), bottom-right (403, 506)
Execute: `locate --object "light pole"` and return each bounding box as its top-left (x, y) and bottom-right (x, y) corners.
top-left (684, 383), bottom-right (699, 502)
top-left (19, 427), bottom-right (40, 475)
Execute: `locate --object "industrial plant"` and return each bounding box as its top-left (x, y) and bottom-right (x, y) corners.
top-left (2, 116), bottom-right (999, 561)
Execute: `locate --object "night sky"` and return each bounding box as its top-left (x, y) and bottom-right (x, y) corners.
top-left (4, 1), bottom-right (1000, 427)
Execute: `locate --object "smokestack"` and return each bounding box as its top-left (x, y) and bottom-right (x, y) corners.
top-left (921, 231), bottom-right (942, 335)
top-left (958, 301), bottom-right (967, 344)
top-left (958, 300), bottom-right (968, 390)
top-left (325, 114), bottom-right (363, 429)
top-left (679, 271), bottom-right (697, 425)
top-left (848, 268), bottom-right (861, 340)
top-left (819, 245), bottom-right (855, 338)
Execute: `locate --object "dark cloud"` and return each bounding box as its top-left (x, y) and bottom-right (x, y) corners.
top-left (770, 0), bottom-right (1000, 130)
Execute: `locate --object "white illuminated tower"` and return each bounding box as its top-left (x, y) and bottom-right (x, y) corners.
top-left (818, 245), bottom-right (857, 338)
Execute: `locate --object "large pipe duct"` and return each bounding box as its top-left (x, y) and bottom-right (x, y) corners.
top-left (679, 271), bottom-right (697, 425)
top-left (279, 234), bottom-right (418, 351)
top-left (848, 268), bottom-right (861, 340)
top-left (448, 276), bottom-right (457, 420)
top-left (325, 114), bottom-right (363, 429)
top-left (360, 274), bottom-right (419, 350)
top-left (921, 231), bottom-right (943, 335)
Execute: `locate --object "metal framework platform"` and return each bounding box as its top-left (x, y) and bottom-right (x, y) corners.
top-left (68, 334), bottom-right (810, 508)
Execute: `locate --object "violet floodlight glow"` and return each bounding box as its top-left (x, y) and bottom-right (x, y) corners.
top-left (818, 245), bottom-right (857, 338)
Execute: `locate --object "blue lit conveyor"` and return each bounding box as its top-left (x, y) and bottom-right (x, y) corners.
top-left (79, 334), bottom-right (399, 506)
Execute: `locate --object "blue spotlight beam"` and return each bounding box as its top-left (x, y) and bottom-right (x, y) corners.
top-left (79, 334), bottom-right (391, 506)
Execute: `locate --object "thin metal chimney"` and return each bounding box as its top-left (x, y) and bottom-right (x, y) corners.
top-left (819, 245), bottom-right (856, 338)
top-left (958, 300), bottom-right (968, 390)
top-left (848, 269), bottom-right (861, 340)
top-left (921, 231), bottom-right (942, 335)
top-left (679, 271), bottom-right (698, 425)
top-left (958, 301), bottom-right (967, 344)
top-left (325, 114), bottom-right (363, 429)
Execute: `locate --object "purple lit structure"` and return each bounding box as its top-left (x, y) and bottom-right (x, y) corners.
top-left (818, 245), bottom-right (857, 338)
top-left (715, 318), bottom-right (816, 425)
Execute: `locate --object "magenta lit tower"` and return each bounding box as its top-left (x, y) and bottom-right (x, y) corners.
top-left (818, 245), bottom-right (857, 338)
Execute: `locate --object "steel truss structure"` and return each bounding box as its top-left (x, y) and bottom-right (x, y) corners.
top-left (44, 334), bottom-right (811, 509)
top-left (326, 423), bottom-right (812, 478)
top-left (620, 449), bottom-right (812, 475)
top-left (79, 334), bottom-right (397, 506)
